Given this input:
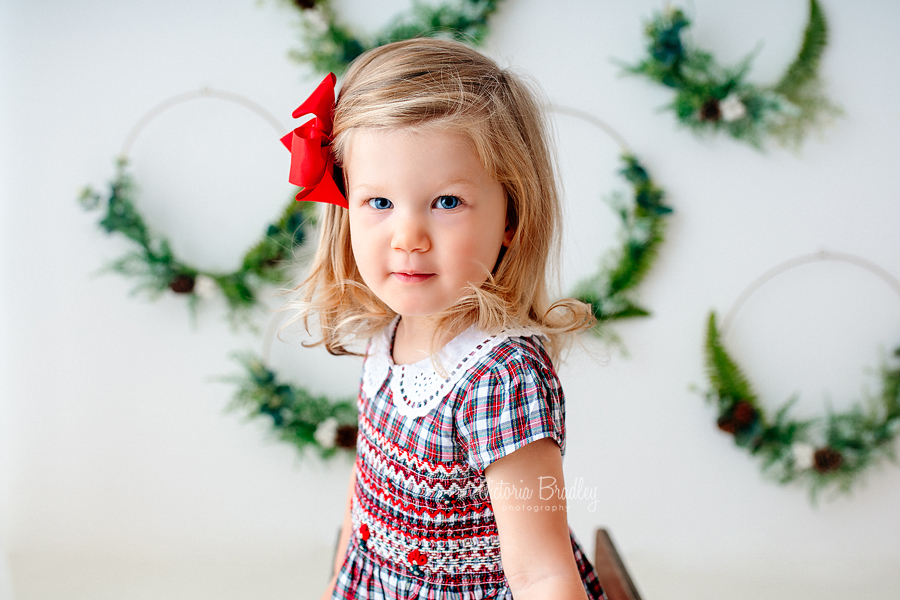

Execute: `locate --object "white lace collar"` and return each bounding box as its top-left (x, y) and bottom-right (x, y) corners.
top-left (361, 316), bottom-right (544, 418)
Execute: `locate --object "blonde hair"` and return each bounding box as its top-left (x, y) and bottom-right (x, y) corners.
top-left (288, 38), bottom-right (594, 361)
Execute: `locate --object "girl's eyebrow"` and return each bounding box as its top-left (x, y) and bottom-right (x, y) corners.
top-left (349, 177), bottom-right (480, 195)
top-left (438, 177), bottom-right (479, 189)
top-left (347, 182), bottom-right (385, 195)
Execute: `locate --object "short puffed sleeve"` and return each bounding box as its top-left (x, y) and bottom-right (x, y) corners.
top-left (455, 336), bottom-right (566, 472)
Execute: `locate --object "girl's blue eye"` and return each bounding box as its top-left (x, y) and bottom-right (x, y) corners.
top-left (368, 197), bottom-right (392, 210)
top-left (435, 195), bottom-right (461, 209)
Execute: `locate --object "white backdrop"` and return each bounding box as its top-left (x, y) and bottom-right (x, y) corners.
top-left (2, 1), bottom-right (899, 599)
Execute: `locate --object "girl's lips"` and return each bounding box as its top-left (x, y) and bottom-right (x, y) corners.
top-left (392, 272), bottom-right (434, 283)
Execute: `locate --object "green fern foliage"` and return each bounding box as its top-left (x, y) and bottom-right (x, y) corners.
top-left (774, 0), bottom-right (828, 98)
top-left (574, 155), bottom-right (672, 326)
top-left (627, 0), bottom-right (840, 149)
top-left (288, 0), bottom-right (504, 75)
top-left (704, 312), bottom-right (756, 403)
top-left (79, 160), bottom-right (315, 327)
top-left (228, 354), bottom-right (357, 458)
top-left (700, 310), bottom-right (900, 500)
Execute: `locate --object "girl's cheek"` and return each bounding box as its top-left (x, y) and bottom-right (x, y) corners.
top-left (347, 208), bottom-right (363, 237)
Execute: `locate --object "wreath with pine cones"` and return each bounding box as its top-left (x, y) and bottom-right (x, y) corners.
top-left (701, 252), bottom-right (900, 500)
top-left (626, 0), bottom-right (840, 149)
top-left (284, 0), bottom-right (505, 75)
top-left (80, 161), bottom-right (316, 327)
top-left (78, 89), bottom-right (317, 328)
top-left (226, 353), bottom-right (359, 458)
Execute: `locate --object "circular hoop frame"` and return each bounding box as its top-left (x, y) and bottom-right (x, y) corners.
top-left (626, 0), bottom-right (840, 149)
top-left (119, 88), bottom-right (285, 158)
top-left (79, 88), bottom-right (313, 327)
top-left (702, 251), bottom-right (900, 500)
top-left (548, 105), bottom-right (673, 329)
top-left (721, 250), bottom-right (900, 334)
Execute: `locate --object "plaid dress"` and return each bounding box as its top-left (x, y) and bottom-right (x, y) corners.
top-left (333, 317), bottom-right (605, 599)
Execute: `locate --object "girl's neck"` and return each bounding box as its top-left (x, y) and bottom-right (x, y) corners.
top-left (392, 315), bottom-right (444, 365)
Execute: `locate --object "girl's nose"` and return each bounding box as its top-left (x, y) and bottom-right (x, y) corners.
top-left (390, 213), bottom-right (430, 253)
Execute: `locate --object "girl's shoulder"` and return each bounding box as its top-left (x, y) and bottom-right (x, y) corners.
top-left (469, 328), bottom-right (555, 376)
top-left (361, 318), bottom-right (553, 418)
top-left (453, 329), bottom-right (568, 472)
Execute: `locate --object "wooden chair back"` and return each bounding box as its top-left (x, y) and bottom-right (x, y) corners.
top-left (593, 528), bottom-right (642, 600)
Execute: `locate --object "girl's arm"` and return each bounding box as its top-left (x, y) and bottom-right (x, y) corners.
top-left (485, 438), bottom-right (589, 600)
top-left (319, 463), bottom-right (356, 600)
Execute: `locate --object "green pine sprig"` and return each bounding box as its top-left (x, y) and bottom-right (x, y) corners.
top-left (79, 159), bottom-right (315, 327)
top-left (226, 354), bottom-right (357, 458)
top-left (574, 154), bottom-right (672, 324)
top-left (704, 312), bottom-right (756, 403)
top-left (768, 0), bottom-right (842, 147)
top-left (702, 311), bottom-right (900, 500)
top-left (287, 0), bottom-right (504, 75)
top-left (774, 0), bottom-right (828, 99)
top-left (626, 0), bottom-right (840, 149)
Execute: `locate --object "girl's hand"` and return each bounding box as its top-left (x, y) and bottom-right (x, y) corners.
top-left (318, 575), bottom-right (337, 600)
top-left (485, 437), bottom-right (589, 600)
top-left (320, 464), bottom-right (356, 600)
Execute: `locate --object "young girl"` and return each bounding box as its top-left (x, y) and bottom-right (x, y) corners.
top-left (283, 38), bottom-right (605, 600)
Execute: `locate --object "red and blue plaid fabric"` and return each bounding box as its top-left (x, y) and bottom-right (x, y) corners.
top-left (332, 324), bottom-right (606, 599)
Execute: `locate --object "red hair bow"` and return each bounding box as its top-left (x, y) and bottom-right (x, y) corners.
top-left (280, 73), bottom-right (348, 209)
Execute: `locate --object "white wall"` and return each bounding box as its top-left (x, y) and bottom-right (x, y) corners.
top-left (2, 1), bottom-right (899, 599)
top-left (0, 3), bottom-right (15, 594)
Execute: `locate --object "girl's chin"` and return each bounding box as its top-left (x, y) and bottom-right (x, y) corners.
top-left (389, 305), bottom-right (452, 322)
top-left (392, 310), bottom-right (441, 321)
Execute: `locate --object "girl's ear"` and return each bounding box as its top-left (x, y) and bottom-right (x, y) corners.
top-left (502, 219), bottom-right (515, 247)
top-left (502, 191), bottom-right (516, 247)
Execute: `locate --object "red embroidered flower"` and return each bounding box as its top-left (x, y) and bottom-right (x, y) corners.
top-left (407, 549), bottom-right (428, 566)
top-left (359, 524), bottom-right (370, 542)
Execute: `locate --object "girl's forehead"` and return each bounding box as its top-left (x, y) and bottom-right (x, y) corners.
top-left (342, 124), bottom-right (494, 176)
top-left (345, 122), bottom-right (466, 147)
top-left (342, 126), bottom-right (504, 197)
top-left (347, 128), bottom-right (468, 167)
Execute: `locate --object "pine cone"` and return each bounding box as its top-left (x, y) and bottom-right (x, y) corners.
top-left (335, 424), bottom-right (358, 449)
top-left (716, 414), bottom-right (737, 434)
top-left (700, 98), bottom-right (722, 122)
top-left (169, 274), bottom-right (196, 294)
top-left (717, 400), bottom-right (758, 435)
top-left (813, 447), bottom-right (844, 473)
top-left (731, 401), bottom-right (758, 428)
